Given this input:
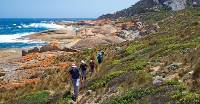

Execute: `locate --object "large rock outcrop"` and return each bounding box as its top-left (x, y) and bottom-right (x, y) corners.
top-left (22, 44), bottom-right (78, 56)
top-left (98, 0), bottom-right (200, 19)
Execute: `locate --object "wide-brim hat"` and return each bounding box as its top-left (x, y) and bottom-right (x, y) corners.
top-left (81, 60), bottom-right (85, 64)
top-left (72, 63), bottom-right (77, 68)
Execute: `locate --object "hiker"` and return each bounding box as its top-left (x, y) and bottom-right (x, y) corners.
top-left (89, 60), bottom-right (96, 77)
top-left (80, 60), bottom-right (88, 80)
top-left (69, 63), bottom-right (80, 100)
top-left (97, 50), bottom-right (104, 64)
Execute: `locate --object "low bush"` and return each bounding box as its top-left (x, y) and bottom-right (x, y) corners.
top-left (7, 91), bottom-right (50, 104)
top-left (89, 71), bottom-right (126, 90)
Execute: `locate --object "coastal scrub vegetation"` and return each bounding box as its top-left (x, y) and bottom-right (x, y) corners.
top-left (1, 7), bottom-right (200, 104)
top-left (7, 91), bottom-right (50, 104)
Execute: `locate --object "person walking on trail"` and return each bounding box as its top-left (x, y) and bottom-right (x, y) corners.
top-left (80, 60), bottom-right (87, 80)
top-left (97, 50), bottom-right (104, 64)
top-left (69, 63), bottom-right (80, 101)
top-left (89, 60), bottom-right (96, 77)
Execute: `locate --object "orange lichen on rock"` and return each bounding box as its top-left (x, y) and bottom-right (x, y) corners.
top-left (1, 50), bottom-right (74, 91)
top-left (20, 53), bottom-right (39, 62)
top-left (19, 52), bottom-right (57, 69)
top-left (0, 78), bottom-right (40, 90)
top-left (115, 22), bottom-right (135, 30)
top-left (57, 62), bottom-right (70, 70)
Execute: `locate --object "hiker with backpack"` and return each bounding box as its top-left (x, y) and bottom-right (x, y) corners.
top-left (97, 49), bottom-right (104, 64)
top-left (80, 60), bottom-right (88, 80)
top-left (89, 59), bottom-right (96, 77)
top-left (69, 63), bottom-right (80, 100)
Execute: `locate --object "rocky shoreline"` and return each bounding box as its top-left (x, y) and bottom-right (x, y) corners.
top-left (0, 19), bottom-right (157, 90)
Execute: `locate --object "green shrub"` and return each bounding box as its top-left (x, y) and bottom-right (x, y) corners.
top-left (56, 95), bottom-right (73, 104)
top-left (192, 20), bottom-right (200, 25)
top-left (125, 59), bottom-right (148, 71)
top-left (7, 91), bottom-right (50, 104)
top-left (165, 80), bottom-right (181, 86)
top-left (170, 92), bottom-right (200, 104)
top-left (141, 10), bottom-right (171, 22)
top-left (126, 43), bottom-right (144, 55)
top-left (111, 60), bottom-right (121, 65)
top-left (105, 80), bottom-right (193, 104)
top-left (89, 71), bottom-right (126, 90)
top-left (105, 88), bottom-right (157, 104)
top-left (178, 93), bottom-right (200, 104)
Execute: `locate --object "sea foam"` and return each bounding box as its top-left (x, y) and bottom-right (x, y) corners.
top-left (22, 23), bottom-right (66, 30)
top-left (0, 23), bottom-right (67, 43)
top-left (0, 32), bottom-right (43, 43)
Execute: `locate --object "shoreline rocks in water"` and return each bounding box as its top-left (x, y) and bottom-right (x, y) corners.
top-left (22, 44), bottom-right (78, 56)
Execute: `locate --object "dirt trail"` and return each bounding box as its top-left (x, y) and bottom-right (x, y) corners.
top-left (0, 48), bottom-right (22, 62)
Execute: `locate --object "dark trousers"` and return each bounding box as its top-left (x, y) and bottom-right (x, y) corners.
top-left (72, 79), bottom-right (80, 98)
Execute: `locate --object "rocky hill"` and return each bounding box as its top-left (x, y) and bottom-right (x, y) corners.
top-left (98, 0), bottom-right (200, 19)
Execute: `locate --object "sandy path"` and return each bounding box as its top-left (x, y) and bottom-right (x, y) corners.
top-left (0, 48), bottom-right (22, 62)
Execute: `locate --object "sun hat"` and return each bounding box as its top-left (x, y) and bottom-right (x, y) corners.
top-left (72, 63), bottom-right (77, 68)
top-left (81, 60), bottom-right (85, 64)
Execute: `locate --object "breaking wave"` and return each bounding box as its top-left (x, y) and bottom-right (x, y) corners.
top-left (22, 23), bottom-right (66, 30)
top-left (0, 32), bottom-right (43, 43)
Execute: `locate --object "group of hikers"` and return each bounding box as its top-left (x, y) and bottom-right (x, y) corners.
top-left (68, 50), bottom-right (104, 101)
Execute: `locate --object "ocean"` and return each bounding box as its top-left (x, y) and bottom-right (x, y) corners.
top-left (0, 18), bottom-right (94, 48)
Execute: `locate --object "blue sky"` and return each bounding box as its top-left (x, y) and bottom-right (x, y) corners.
top-left (0, 0), bottom-right (139, 18)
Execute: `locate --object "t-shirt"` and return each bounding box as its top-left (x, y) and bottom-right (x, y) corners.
top-left (89, 61), bottom-right (95, 69)
top-left (97, 51), bottom-right (104, 59)
top-left (80, 63), bottom-right (87, 71)
top-left (69, 67), bottom-right (80, 79)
